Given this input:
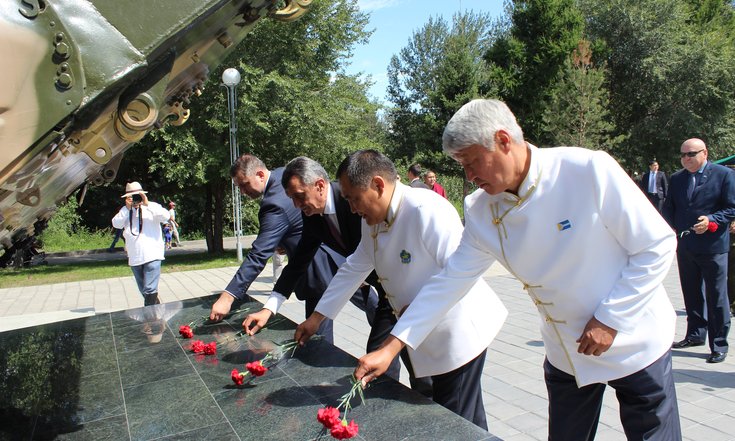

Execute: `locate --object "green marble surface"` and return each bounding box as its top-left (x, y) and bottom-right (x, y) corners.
top-left (0, 295), bottom-right (499, 440)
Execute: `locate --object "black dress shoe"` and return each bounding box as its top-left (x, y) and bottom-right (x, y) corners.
top-left (672, 338), bottom-right (705, 349)
top-left (706, 352), bottom-right (727, 363)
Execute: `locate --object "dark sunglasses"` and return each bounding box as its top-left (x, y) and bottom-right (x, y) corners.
top-left (680, 149), bottom-right (704, 158)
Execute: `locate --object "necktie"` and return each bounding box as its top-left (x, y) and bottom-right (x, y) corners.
top-left (326, 215), bottom-right (346, 250)
top-left (686, 173), bottom-right (696, 201)
top-left (648, 172), bottom-right (656, 193)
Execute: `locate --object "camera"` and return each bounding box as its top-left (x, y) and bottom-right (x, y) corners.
top-left (132, 194), bottom-right (143, 204)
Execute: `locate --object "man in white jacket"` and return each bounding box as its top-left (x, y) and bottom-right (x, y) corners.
top-left (355, 100), bottom-right (681, 440)
top-left (112, 182), bottom-right (171, 306)
top-left (294, 150), bottom-right (507, 430)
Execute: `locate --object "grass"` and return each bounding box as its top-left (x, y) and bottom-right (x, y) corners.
top-left (0, 251), bottom-right (244, 288)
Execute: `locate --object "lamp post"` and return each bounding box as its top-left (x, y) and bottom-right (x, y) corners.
top-left (222, 67), bottom-right (243, 262)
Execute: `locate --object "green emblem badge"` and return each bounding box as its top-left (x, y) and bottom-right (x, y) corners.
top-left (400, 250), bottom-right (411, 264)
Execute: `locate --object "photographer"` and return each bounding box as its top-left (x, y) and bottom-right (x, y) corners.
top-left (112, 182), bottom-right (171, 306)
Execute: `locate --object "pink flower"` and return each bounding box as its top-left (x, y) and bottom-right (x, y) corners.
top-left (246, 360), bottom-right (267, 376)
top-left (317, 406), bottom-right (342, 429)
top-left (179, 325), bottom-right (193, 338)
top-left (330, 420), bottom-right (359, 439)
top-left (708, 221), bottom-right (718, 232)
top-left (191, 340), bottom-right (206, 354)
top-left (203, 342), bottom-right (217, 355)
top-left (231, 368), bottom-right (246, 386)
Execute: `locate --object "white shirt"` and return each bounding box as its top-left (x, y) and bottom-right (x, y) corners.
top-left (112, 201), bottom-right (170, 266)
top-left (392, 145), bottom-right (677, 386)
top-left (314, 183), bottom-right (507, 377)
top-left (648, 171), bottom-right (657, 193)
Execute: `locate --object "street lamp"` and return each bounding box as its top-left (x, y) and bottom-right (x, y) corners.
top-left (222, 68), bottom-right (243, 262)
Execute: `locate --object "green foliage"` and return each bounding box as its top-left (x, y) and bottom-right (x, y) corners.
top-left (485, 0), bottom-right (585, 144)
top-left (141, 0), bottom-right (380, 252)
top-left (540, 41), bottom-right (627, 159)
top-left (386, 11), bottom-right (495, 164)
top-left (38, 195), bottom-right (111, 252)
top-left (580, 0), bottom-right (735, 172)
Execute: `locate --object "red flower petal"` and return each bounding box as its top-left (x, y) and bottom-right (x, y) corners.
top-left (330, 419), bottom-right (359, 439)
top-left (191, 340), bottom-right (206, 353)
top-left (708, 221), bottom-right (718, 232)
top-left (179, 325), bottom-right (194, 339)
top-left (246, 360), bottom-right (267, 376)
top-left (317, 406), bottom-right (342, 428)
top-left (231, 368), bottom-right (244, 386)
top-left (203, 342), bottom-right (217, 355)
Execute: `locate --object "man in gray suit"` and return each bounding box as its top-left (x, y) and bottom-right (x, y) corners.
top-left (639, 160), bottom-right (668, 213)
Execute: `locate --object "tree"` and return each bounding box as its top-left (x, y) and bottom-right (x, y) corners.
top-left (581, 0), bottom-right (735, 171)
top-left (143, 0), bottom-right (381, 252)
top-left (540, 40), bottom-right (626, 157)
top-left (485, 0), bottom-right (585, 144)
top-left (385, 11), bottom-right (494, 165)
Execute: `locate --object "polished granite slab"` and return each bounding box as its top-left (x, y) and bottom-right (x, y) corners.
top-left (0, 294), bottom-right (499, 441)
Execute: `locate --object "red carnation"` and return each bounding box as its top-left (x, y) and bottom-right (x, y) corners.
top-left (231, 368), bottom-right (246, 386)
top-left (330, 420), bottom-right (359, 439)
top-left (246, 360), bottom-right (267, 376)
top-left (191, 340), bottom-right (206, 354)
top-left (203, 342), bottom-right (217, 355)
top-left (708, 221), bottom-right (718, 232)
top-left (179, 325), bottom-right (194, 339)
top-left (317, 406), bottom-right (341, 429)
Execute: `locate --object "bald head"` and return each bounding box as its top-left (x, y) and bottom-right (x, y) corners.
top-left (680, 138), bottom-right (708, 173)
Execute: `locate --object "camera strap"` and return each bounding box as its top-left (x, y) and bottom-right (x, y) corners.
top-left (129, 206), bottom-right (143, 236)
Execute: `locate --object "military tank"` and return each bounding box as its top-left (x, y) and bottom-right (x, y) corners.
top-left (0, 0), bottom-right (310, 265)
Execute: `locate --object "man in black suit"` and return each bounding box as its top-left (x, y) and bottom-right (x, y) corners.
top-left (209, 154), bottom-right (338, 342)
top-left (407, 163), bottom-right (431, 189)
top-left (242, 156), bottom-right (428, 391)
top-left (663, 138), bottom-right (735, 363)
top-left (640, 160), bottom-right (668, 213)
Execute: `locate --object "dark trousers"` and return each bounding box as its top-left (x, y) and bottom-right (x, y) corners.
top-left (432, 349), bottom-right (488, 430)
top-left (545, 351), bottom-right (680, 441)
top-left (677, 249), bottom-right (731, 353)
top-left (646, 194), bottom-right (664, 213)
top-left (367, 296), bottom-right (429, 392)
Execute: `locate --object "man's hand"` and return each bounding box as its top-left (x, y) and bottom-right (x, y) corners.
top-left (576, 316), bottom-right (617, 356)
top-left (140, 191), bottom-right (149, 206)
top-left (693, 215), bottom-right (710, 234)
top-left (355, 336), bottom-right (405, 385)
top-left (209, 292), bottom-right (235, 322)
top-left (242, 309), bottom-right (273, 335)
top-left (294, 312), bottom-right (326, 346)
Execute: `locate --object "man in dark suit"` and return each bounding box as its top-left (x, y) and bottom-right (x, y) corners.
top-left (209, 154), bottom-right (337, 342)
top-left (241, 156), bottom-right (429, 390)
top-left (663, 138), bottom-right (735, 364)
top-left (407, 163), bottom-right (431, 189)
top-left (640, 160), bottom-right (668, 212)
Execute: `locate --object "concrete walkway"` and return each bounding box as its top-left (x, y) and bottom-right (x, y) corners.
top-left (0, 238), bottom-right (733, 440)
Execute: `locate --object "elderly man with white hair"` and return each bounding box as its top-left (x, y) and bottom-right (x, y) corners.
top-left (356, 99), bottom-right (681, 440)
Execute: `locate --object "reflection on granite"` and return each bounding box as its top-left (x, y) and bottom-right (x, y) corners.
top-left (0, 294), bottom-right (500, 440)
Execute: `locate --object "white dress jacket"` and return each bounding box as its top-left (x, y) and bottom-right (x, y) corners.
top-left (315, 183), bottom-right (507, 378)
top-left (392, 146), bottom-right (677, 386)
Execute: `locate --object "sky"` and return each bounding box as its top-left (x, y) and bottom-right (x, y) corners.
top-left (346, 0), bottom-right (505, 104)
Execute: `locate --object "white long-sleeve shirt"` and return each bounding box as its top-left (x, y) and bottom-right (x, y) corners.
top-left (112, 202), bottom-right (170, 266)
top-left (392, 145), bottom-right (677, 386)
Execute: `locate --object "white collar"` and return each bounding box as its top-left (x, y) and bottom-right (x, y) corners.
top-left (323, 183), bottom-right (336, 216)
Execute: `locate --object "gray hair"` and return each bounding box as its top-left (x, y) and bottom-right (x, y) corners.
top-left (336, 150), bottom-right (397, 189)
top-left (282, 156), bottom-right (329, 187)
top-left (230, 154), bottom-right (266, 178)
top-left (442, 99), bottom-right (524, 155)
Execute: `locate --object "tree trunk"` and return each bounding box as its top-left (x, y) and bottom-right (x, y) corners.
top-left (212, 180), bottom-right (225, 254)
top-left (203, 182), bottom-right (225, 254)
